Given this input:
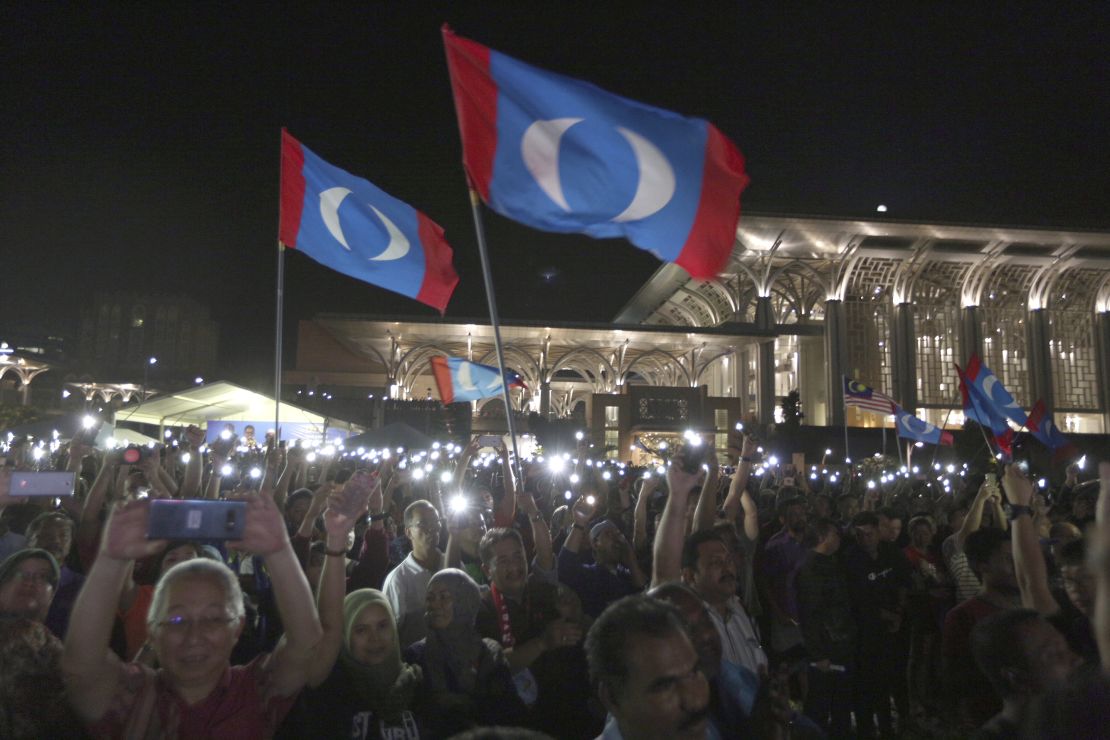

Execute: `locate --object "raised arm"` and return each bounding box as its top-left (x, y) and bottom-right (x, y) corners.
top-left (307, 472), bottom-right (372, 687)
top-left (722, 435), bottom-right (760, 541)
top-left (63, 499), bottom-right (167, 722)
top-left (493, 444), bottom-right (517, 527)
top-left (237, 488), bottom-right (323, 698)
top-left (517, 488), bottom-right (553, 573)
top-left (1094, 463), bottom-right (1110, 670)
top-left (651, 451), bottom-right (702, 588)
top-left (693, 450), bottom-right (720, 533)
top-left (77, 451), bottom-right (120, 569)
top-left (632, 475), bottom-right (656, 554)
top-left (955, 481), bottom-right (993, 550)
top-left (1003, 464), bottom-right (1059, 615)
top-left (178, 425), bottom-right (205, 498)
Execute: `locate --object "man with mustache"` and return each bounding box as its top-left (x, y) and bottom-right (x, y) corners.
top-left (587, 595), bottom-right (711, 740)
top-left (682, 529), bottom-right (768, 682)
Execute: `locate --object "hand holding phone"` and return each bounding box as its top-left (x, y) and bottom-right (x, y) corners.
top-left (148, 499), bottom-right (247, 541)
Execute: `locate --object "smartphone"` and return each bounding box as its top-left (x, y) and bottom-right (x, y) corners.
top-left (11, 471), bottom-right (76, 497)
top-left (147, 499), bottom-right (247, 541)
top-left (477, 435), bottom-right (502, 448)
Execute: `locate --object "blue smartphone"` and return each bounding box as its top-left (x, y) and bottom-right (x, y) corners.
top-left (147, 499), bottom-right (247, 541)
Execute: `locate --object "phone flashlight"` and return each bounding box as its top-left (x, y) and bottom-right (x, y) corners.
top-left (585, 495), bottom-right (596, 506)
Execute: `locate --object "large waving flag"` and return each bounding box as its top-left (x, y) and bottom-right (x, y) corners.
top-left (432, 356), bottom-right (526, 403)
top-left (279, 130), bottom-right (459, 313)
top-left (442, 26), bottom-right (749, 280)
top-left (1026, 400), bottom-right (1077, 462)
top-left (965, 354), bottom-right (1028, 427)
top-left (893, 404), bottom-right (954, 446)
top-left (955, 362), bottom-right (1014, 456)
top-left (842, 377), bottom-right (896, 415)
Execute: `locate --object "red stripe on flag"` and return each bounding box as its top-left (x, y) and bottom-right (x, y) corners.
top-left (674, 123), bottom-right (749, 280)
top-left (279, 129), bottom-right (306, 249)
top-left (442, 25), bottom-right (497, 201)
top-left (415, 212), bottom-right (460, 315)
top-left (430, 356), bottom-right (455, 403)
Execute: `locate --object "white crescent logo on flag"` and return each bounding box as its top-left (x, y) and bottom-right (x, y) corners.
top-left (457, 362), bottom-right (478, 392)
top-left (982, 375), bottom-right (1021, 410)
top-left (522, 119), bottom-right (676, 222)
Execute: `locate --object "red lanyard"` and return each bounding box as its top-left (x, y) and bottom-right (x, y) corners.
top-left (490, 583), bottom-right (515, 647)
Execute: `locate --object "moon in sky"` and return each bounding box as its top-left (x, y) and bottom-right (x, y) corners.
top-left (367, 206), bottom-right (410, 261)
top-left (610, 127), bottom-right (676, 222)
top-left (320, 187), bottom-right (352, 250)
top-left (522, 117), bottom-right (582, 212)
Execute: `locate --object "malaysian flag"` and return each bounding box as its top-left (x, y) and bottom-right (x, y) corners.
top-left (843, 377), bottom-right (896, 415)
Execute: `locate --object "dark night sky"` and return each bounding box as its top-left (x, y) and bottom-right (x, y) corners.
top-left (2, 3), bottom-right (1107, 384)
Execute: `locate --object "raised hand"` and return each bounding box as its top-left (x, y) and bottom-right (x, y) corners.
top-left (571, 495), bottom-right (598, 527)
top-left (324, 472), bottom-right (373, 538)
top-left (1002, 463), bottom-right (1034, 506)
top-left (0, 468), bottom-right (27, 508)
top-left (229, 489), bottom-right (289, 557)
top-left (666, 451), bottom-right (702, 499)
top-left (100, 499), bottom-right (167, 561)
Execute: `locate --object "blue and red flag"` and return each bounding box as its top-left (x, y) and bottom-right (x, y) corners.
top-left (1026, 399), bottom-right (1077, 462)
top-left (442, 26), bottom-right (749, 280)
top-left (955, 362), bottom-right (1013, 456)
top-left (965, 354), bottom-right (1028, 427)
top-left (279, 129), bottom-right (459, 314)
top-left (893, 404), bottom-right (954, 446)
top-left (431, 356), bottom-right (526, 404)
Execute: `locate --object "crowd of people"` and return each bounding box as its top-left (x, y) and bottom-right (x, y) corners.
top-left (0, 423), bottom-right (1108, 739)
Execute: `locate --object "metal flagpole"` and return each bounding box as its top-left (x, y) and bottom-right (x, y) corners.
top-left (274, 242), bottom-right (285, 441)
top-left (467, 189), bottom-right (524, 482)
top-left (842, 382), bottom-right (851, 463)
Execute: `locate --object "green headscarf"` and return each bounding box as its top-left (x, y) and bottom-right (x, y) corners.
top-left (339, 589), bottom-right (421, 721)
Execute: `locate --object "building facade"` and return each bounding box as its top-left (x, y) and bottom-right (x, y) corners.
top-left (285, 214), bottom-right (1110, 456)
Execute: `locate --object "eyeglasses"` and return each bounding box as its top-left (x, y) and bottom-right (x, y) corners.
top-left (11, 571), bottom-right (54, 587)
top-left (157, 614), bottom-right (237, 637)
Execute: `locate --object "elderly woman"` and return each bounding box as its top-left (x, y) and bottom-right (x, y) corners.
top-left (279, 471), bottom-right (426, 738)
top-left (405, 568), bottom-right (526, 736)
top-left (62, 490), bottom-right (322, 739)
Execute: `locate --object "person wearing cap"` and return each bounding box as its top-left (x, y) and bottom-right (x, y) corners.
top-left (557, 495), bottom-right (645, 619)
top-left (0, 548), bottom-right (59, 623)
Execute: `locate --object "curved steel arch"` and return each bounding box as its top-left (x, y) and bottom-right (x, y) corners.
top-left (623, 349), bottom-right (693, 386)
top-left (694, 349), bottom-right (735, 383)
top-left (476, 344), bottom-right (542, 386)
top-left (547, 347), bottom-right (617, 386)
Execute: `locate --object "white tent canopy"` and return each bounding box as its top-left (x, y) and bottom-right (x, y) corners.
top-left (113, 381), bottom-right (361, 439)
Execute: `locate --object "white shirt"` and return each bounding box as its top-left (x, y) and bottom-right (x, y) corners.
top-left (382, 552), bottom-right (437, 650)
top-left (706, 594), bottom-right (767, 677)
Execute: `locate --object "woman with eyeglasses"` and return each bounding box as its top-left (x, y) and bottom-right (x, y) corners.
top-left (61, 488), bottom-right (322, 739)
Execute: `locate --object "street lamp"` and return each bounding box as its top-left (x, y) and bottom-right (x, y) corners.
top-left (143, 356), bottom-right (157, 397)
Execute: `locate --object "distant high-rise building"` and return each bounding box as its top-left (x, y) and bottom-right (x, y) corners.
top-left (78, 293), bottom-right (218, 384)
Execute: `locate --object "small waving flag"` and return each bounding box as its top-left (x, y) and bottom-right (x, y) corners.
top-left (443, 26), bottom-right (748, 280)
top-left (1026, 400), bottom-right (1077, 462)
top-left (842, 377), bottom-right (896, 416)
top-left (965, 354), bottom-right (1028, 427)
top-left (893, 404), bottom-right (954, 446)
top-left (431, 356), bottom-right (526, 403)
top-left (955, 362), bottom-right (1014, 456)
top-left (279, 129), bottom-right (459, 313)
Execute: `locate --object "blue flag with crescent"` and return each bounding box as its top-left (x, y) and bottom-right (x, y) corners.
top-left (893, 404), bottom-right (954, 446)
top-left (965, 354), bottom-right (1028, 427)
top-left (444, 26), bottom-right (749, 280)
top-left (279, 130), bottom-right (459, 314)
top-left (431, 356), bottom-right (526, 404)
